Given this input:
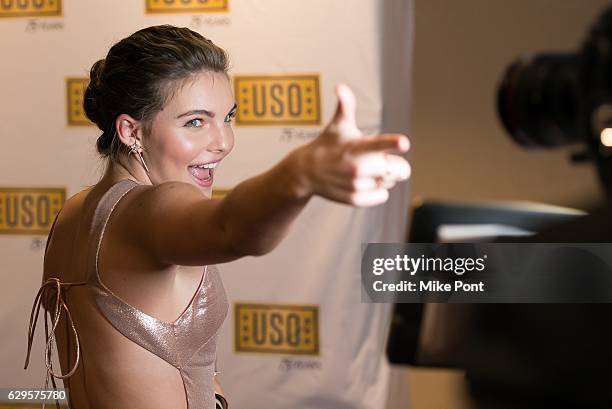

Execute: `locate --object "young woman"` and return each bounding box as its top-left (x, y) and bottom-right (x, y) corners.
top-left (25, 25), bottom-right (410, 409)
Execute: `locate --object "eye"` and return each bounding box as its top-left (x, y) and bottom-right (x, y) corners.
top-left (185, 118), bottom-right (204, 128)
top-left (224, 110), bottom-right (237, 123)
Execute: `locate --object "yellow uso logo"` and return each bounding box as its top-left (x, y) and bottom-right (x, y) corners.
top-left (211, 188), bottom-right (230, 200)
top-left (0, 188), bottom-right (65, 235)
top-left (234, 74), bottom-right (321, 126)
top-left (145, 0), bottom-right (228, 14)
top-left (0, 0), bottom-right (61, 18)
top-left (66, 78), bottom-right (92, 127)
top-left (235, 303), bottom-right (319, 355)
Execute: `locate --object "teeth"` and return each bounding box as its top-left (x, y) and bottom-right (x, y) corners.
top-left (192, 162), bottom-right (218, 169)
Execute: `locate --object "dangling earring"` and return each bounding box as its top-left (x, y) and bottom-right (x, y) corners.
top-left (129, 141), bottom-right (150, 174)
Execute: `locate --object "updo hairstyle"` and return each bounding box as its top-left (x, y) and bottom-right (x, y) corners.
top-left (83, 25), bottom-right (230, 162)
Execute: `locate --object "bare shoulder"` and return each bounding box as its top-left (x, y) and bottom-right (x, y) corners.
top-left (43, 187), bottom-right (95, 282)
top-left (117, 181), bottom-right (208, 226)
top-left (130, 180), bottom-right (207, 208)
top-left (111, 181), bottom-right (232, 267)
top-left (47, 187), bottom-right (94, 242)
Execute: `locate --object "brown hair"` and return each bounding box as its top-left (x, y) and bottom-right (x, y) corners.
top-left (83, 25), bottom-right (230, 162)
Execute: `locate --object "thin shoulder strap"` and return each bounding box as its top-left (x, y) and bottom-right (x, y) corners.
top-left (44, 186), bottom-right (89, 271)
top-left (43, 205), bottom-right (62, 272)
top-left (44, 212), bottom-right (60, 258)
top-left (86, 179), bottom-right (140, 285)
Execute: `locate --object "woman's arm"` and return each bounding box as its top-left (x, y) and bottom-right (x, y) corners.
top-left (214, 377), bottom-right (228, 409)
top-left (214, 375), bottom-right (225, 396)
top-left (125, 85), bottom-right (410, 266)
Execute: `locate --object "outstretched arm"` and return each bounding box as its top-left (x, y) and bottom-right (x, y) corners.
top-left (126, 84), bottom-right (410, 266)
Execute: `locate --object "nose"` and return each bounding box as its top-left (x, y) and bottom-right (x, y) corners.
top-left (206, 123), bottom-right (231, 154)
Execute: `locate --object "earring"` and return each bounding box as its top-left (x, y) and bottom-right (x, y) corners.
top-left (129, 141), bottom-right (150, 174)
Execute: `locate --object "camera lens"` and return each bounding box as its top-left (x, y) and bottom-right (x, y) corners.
top-left (497, 53), bottom-right (581, 148)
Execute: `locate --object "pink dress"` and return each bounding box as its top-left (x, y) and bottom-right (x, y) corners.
top-left (25, 179), bottom-right (229, 409)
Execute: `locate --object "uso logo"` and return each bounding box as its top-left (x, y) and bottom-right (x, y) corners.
top-left (235, 303), bottom-right (319, 355)
top-left (0, 0), bottom-right (61, 18)
top-left (145, 0), bottom-right (228, 14)
top-left (211, 188), bottom-right (230, 200)
top-left (0, 187), bottom-right (65, 235)
top-left (66, 78), bottom-right (92, 126)
top-left (234, 74), bottom-right (321, 126)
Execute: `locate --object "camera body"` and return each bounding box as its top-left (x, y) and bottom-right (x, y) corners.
top-left (498, 7), bottom-right (612, 196)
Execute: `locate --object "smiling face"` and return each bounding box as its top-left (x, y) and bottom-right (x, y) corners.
top-left (141, 71), bottom-right (236, 197)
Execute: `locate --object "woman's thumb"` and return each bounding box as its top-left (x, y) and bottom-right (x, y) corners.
top-left (331, 83), bottom-right (357, 127)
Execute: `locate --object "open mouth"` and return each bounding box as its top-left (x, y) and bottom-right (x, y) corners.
top-left (188, 161), bottom-right (218, 187)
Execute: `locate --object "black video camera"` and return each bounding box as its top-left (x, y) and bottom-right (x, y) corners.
top-left (498, 7), bottom-right (612, 197)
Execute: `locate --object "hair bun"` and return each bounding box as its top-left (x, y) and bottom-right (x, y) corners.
top-left (96, 132), bottom-right (113, 155)
top-left (83, 59), bottom-right (106, 128)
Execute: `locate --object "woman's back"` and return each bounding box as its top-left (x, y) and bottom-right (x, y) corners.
top-left (40, 178), bottom-right (228, 409)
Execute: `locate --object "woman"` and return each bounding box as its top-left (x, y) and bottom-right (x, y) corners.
top-left (25, 25), bottom-right (410, 409)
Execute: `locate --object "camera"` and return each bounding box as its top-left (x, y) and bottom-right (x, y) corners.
top-left (498, 7), bottom-right (612, 196)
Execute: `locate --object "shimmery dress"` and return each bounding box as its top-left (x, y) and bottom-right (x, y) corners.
top-left (25, 179), bottom-right (229, 409)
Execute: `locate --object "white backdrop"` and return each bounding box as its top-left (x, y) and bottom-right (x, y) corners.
top-left (0, 1), bottom-right (413, 408)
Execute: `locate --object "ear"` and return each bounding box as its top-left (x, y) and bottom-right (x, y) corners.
top-left (115, 114), bottom-right (142, 147)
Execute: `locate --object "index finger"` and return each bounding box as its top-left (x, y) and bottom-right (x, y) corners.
top-left (349, 134), bottom-right (410, 155)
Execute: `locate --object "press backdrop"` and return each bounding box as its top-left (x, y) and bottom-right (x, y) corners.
top-left (0, 1), bottom-right (413, 408)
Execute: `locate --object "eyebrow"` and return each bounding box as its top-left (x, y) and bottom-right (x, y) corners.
top-left (177, 103), bottom-right (237, 119)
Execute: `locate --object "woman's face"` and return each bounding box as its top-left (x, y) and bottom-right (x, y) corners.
top-left (143, 71), bottom-right (236, 197)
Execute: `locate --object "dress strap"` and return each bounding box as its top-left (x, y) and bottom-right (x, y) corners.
top-left (85, 179), bottom-right (140, 285)
top-left (24, 203), bottom-right (88, 409)
top-left (24, 278), bottom-right (88, 408)
top-left (43, 207), bottom-right (60, 258)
